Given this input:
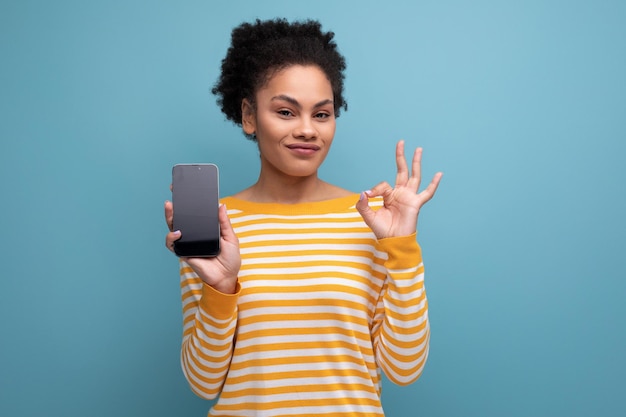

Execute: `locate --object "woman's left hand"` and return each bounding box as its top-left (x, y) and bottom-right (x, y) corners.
top-left (356, 140), bottom-right (443, 239)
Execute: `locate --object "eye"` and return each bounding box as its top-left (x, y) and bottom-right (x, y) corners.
top-left (277, 109), bottom-right (293, 117)
top-left (315, 111), bottom-right (332, 120)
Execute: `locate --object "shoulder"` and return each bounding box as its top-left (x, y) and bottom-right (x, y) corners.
top-left (229, 187), bottom-right (254, 201)
top-left (319, 183), bottom-right (354, 200)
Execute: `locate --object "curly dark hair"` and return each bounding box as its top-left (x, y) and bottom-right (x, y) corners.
top-left (212, 18), bottom-right (348, 140)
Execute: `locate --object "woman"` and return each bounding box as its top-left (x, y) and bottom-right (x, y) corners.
top-left (164, 18), bottom-right (442, 417)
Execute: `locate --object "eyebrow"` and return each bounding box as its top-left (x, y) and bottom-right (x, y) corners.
top-left (271, 94), bottom-right (334, 109)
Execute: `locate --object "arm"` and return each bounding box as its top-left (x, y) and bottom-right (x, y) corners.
top-left (356, 140), bottom-right (441, 384)
top-left (179, 262), bottom-right (240, 399)
top-left (370, 234), bottom-right (429, 385)
top-left (165, 201), bottom-right (242, 398)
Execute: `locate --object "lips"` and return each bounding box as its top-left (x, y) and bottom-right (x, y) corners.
top-left (286, 143), bottom-right (321, 151)
top-left (285, 143), bottom-right (321, 157)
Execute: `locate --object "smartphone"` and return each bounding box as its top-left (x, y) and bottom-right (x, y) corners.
top-left (171, 163), bottom-right (220, 257)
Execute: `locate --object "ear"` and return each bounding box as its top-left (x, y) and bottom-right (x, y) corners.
top-left (241, 99), bottom-right (256, 135)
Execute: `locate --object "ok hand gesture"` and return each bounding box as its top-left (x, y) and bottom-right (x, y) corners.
top-left (356, 140), bottom-right (443, 239)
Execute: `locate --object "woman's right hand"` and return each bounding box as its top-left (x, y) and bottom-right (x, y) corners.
top-left (165, 200), bottom-right (241, 294)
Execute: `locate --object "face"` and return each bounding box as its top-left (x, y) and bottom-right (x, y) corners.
top-left (242, 65), bottom-right (336, 179)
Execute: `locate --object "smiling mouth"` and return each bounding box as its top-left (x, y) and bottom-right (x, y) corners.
top-left (286, 144), bottom-right (321, 151)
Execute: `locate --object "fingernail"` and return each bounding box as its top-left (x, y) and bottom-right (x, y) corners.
top-left (359, 191), bottom-right (368, 201)
top-left (173, 230), bottom-right (181, 236)
top-left (365, 190), bottom-right (372, 196)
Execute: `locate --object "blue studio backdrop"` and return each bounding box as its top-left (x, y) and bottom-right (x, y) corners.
top-left (1, 1), bottom-right (625, 416)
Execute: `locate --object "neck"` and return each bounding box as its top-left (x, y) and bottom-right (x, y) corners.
top-left (248, 169), bottom-right (326, 204)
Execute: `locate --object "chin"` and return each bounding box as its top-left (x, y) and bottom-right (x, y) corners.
top-left (285, 168), bottom-right (319, 178)
top-left (265, 156), bottom-right (326, 178)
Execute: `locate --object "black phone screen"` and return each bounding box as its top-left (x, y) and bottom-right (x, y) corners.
top-left (172, 164), bottom-right (220, 257)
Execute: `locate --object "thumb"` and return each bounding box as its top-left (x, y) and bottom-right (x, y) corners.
top-left (218, 204), bottom-right (239, 244)
top-left (355, 191), bottom-right (376, 227)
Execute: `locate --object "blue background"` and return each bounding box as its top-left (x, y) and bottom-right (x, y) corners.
top-left (1, 0), bottom-right (625, 416)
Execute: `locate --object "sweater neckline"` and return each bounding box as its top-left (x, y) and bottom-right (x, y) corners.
top-left (220, 193), bottom-right (361, 215)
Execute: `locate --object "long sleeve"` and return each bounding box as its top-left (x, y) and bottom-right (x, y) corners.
top-left (370, 233), bottom-right (430, 385)
top-left (179, 261), bottom-right (241, 399)
top-left (176, 195), bottom-right (433, 415)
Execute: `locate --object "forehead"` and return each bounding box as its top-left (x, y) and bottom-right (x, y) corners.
top-left (258, 65), bottom-right (333, 100)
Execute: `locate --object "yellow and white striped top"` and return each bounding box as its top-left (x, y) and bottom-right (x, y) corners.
top-left (179, 194), bottom-right (430, 416)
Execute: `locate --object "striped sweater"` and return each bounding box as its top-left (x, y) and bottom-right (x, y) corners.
top-left (179, 194), bottom-right (430, 416)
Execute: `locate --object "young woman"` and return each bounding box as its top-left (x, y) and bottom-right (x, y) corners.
top-left (164, 18), bottom-right (442, 417)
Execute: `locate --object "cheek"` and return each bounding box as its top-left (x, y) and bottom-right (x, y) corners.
top-left (256, 114), bottom-right (289, 139)
top-left (323, 122), bottom-right (337, 142)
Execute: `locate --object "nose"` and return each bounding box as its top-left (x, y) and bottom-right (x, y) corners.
top-left (293, 116), bottom-right (318, 140)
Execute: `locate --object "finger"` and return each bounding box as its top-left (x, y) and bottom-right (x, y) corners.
top-left (417, 172), bottom-right (443, 204)
top-left (367, 181), bottom-right (393, 199)
top-left (355, 191), bottom-right (376, 228)
top-left (164, 200), bottom-right (174, 232)
top-left (406, 147), bottom-right (423, 192)
top-left (165, 230), bottom-right (181, 252)
top-left (395, 140), bottom-right (409, 187)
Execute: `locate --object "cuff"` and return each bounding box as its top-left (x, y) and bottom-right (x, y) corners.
top-left (199, 281), bottom-right (241, 320)
top-left (376, 232), bottom-right (422, 270)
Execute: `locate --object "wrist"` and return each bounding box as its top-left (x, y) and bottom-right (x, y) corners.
top-left (209, 277), bottom-right (238, 295)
